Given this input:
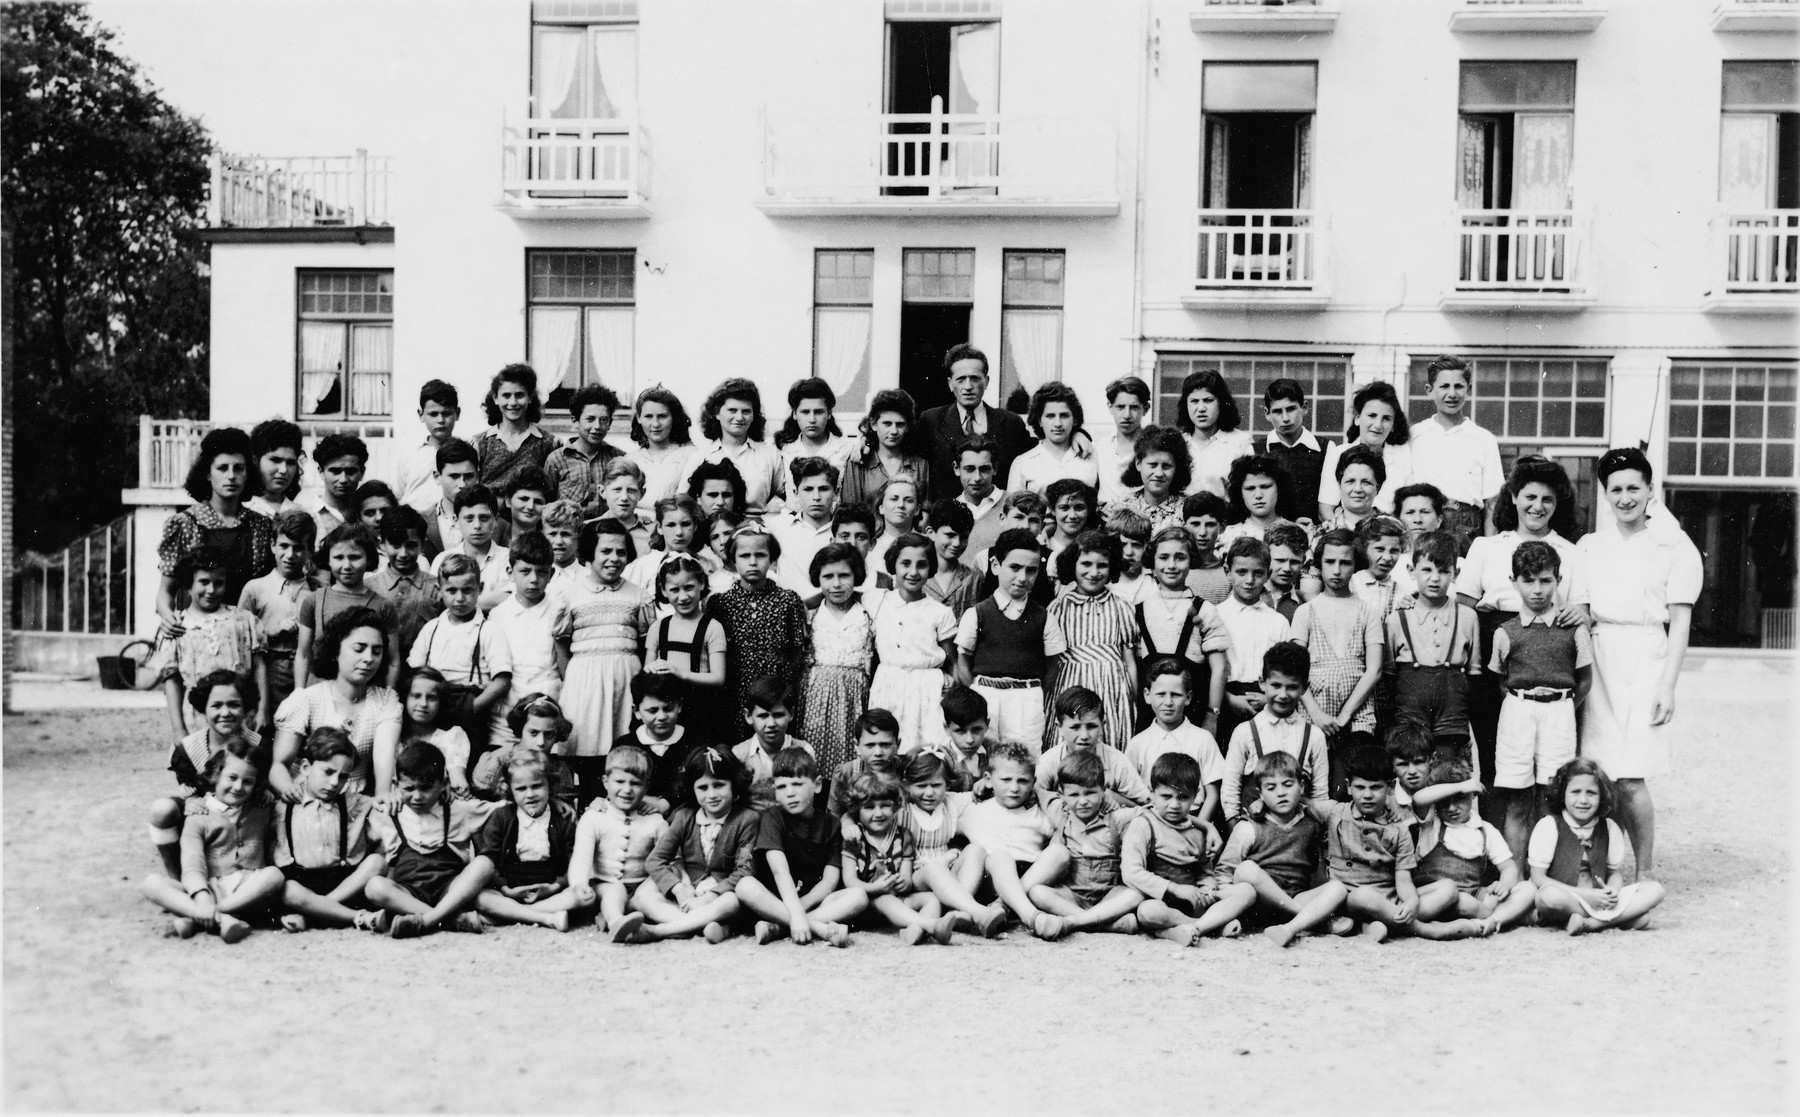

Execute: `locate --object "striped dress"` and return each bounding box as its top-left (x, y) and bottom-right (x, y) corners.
top-left (558, 576), bottom-right (655, 757)
top-left (1046, 586), bottom-right (1139, 751)
top-left (1292, 594), bottom-right (1380, 733)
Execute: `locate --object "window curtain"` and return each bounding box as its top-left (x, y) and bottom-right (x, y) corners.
top-left (812, 307), bottom-right (871, 400)
top-left (349, 324), bottom-right (393, 417)
top-left (533, 28), bottom-right (583, 118)
top-left (299, 321), bottom-right (345, 412)
top-left (529, 306), bottom-right (581, 391)
top-left (1205, 117), bottom-right (1229, 209)
top-left (1003, 309), bottom-right (1061, 395)
top-left (1720, 113), bottom-right (1777, 210)
top-left (590, 27), bottom-right (637, 121)
top-left (1512, 112), bottom-right (1573, 212)
top-left (947, 22), bottom-right (1001, 187)
top-left (584, 306), bottom-right (635, 396)
top-left (1457, 116), bottom-right (1491, 210)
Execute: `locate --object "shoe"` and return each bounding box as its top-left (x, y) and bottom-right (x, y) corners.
top-left (280, 913), bottom-right (307, 934)
top-left (754, 920), bottom-right (781, 945)
top-left (1033, 914), bottom-right (1070, 941)
top-left (609, 912), bottom-right (645, 943)
top-left (549, 911), bottom-right (571, 933)
top-left (1327, 916), bottom-right (1357, 937)
top-left (900, 924), bottom-right (926, 946)
top-left (931, 914), bottom-right (957, 945)
top-left (703, 920), bottom-right (729, 944)
top-left (217, 914), bottom-right (251, 944)
top-left (389, 914), bottom-right (426, 939)
top-left (353, 910), bottom-right (390, 934)
top-left (976, 905), bottom-right (1006, 938)
top-left (451, 912), bottom-right (485, 934)
top-left (1108, 914), bottom-right (1139, 936)
top-left (1220, 919), bottom-right (1242, 939)
top-left (825, 923), bottom-right (851, 948)
top-left (1362, 921), bottom-right (1389, 943)
top-left (168, 917), bottom-right (200, 939)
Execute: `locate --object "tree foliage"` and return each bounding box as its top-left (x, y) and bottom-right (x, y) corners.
top-left (3, 2), bottom-right (211, 551)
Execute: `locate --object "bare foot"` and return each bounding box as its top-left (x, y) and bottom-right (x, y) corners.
top-left (1033, 914), bottom-right (1071, 941)
top-left (609, 911), bottom-right (645, 943)
top-left (703, 920), bottom-right (730, 944)
top-left (280, 913), bottom-right (307, 933)
top-left (168, 917), bottom-right (201, 939)
top-left (1328, 916), bottom-right (1357, 937)
top-left (217, 913), bottom-right (251, 944)
top-left (549, 911), bottom-right (572, 933)
top-left (931, 914), bottom-right (958, 944)
top-left (754, 920), bottom-right (782, 945)
top-left (1156, 925), bottom-right (1201, 947)
top-left (823, 922), bottom-right (851, 948)
top-left (1264, 924), bottom-right (1298, 948)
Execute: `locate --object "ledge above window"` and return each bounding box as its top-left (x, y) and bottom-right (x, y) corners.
top-left (1711, 0), bottom-right (1800, 32)
top-left (1189, 0), bottom-right (1339, 35)
top-left (1449, 1), bottom-right (1607, 34)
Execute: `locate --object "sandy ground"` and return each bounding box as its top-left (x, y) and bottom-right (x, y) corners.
top-left (4, 662), bottom-right (1792, 1114)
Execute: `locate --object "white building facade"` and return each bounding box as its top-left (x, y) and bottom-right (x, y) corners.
top-left (105, 0), bottom-right (1796, 656)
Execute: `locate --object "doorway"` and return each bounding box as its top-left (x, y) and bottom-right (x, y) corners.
top-left (898, 304), bottom-right (969, 415)
top-left (1665, 487), bottom-right (1796, 647)
top-left (884, 19), bottom-right (1000, 195)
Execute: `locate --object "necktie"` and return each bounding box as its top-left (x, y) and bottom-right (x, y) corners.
top-left (962, 410), bottom-right (976, 436)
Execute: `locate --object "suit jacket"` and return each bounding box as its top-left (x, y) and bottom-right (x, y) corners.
top-left (921, 403), bottom-right (1033, 502)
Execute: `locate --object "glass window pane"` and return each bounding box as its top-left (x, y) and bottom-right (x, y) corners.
top-left (1703, 367), bottom-right (1734, 400)
top-left (1769, 404), bottom-right (1795, 440)
top-left (1670, 366), bottom-right (1701, 400)
top-left (1669, 404), bottom-right (1699, 439)
top-left (815, 250), bottom-right (874, 304)
top-left (1734, 442), bottom-right (1764, 477)
top-left (1203, 63), bottom-right (1318, 112)
top-left (1574, 402), bottom-right (1605, 439)
top-left (1702, 405), bottom-right (1733, 437)
top-left (1768, 442), bottom-right (1795, 478)
top-left (1701, 442), bottom-right (1730, 475)
top-left (1316, 399), bottom-right (1344, 436)
top-left (1474, 399), bottom-right (1505, 431)
top-left (1736, 366), bottom-right (1767, 401)
top-left (1723, 60), bottom-right (1800, 111)
top-left (903, 249), bottom-right (975, 302)
top-left (1507, 400), bottom-right (1537, 437)
top-left (1002, 251), bottom-right (1065, 307)
top-left (1508, 362), bottom-right (1539, 398)
top-left (1460, 61), bottom-right (1577, 112)
top-left (1541, 361), bottom-right (1573, 399)
top-left (1575, 361), bottom-right (1608, 398)
top-left (1736, 404), bottom-right (1765, 439)
top-left (1541, 400), bottom-right (1572, 438)
top-left (1668, 441), bottom-right (1697, 477)
top-left (1769, 366), bottom-right (1796, 402)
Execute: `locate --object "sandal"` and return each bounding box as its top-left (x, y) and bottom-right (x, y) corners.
top-left (280, 913), bottom-right (308, 933)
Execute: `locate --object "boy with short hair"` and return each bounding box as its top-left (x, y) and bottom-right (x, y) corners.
top-left (1214, 536), bottom-right (1290, 749)
top-left (426, 438), bottom-right (481, 559)
top-left (409, 553), bottom-right (514, 756)
top-left (539, 499), bottom-right (586, 597)
top-left (1123, 753), bottom-right (1257, 944)
top-left (1387, 530), bottom-right (1480, 757)
top-left (1107, 508), bottom-right (1153, 605)
top-left (432, 484), bottom-right (512, 609)
top-left (1256, 379), bottom-right (1324, 526)
top-left (1218, 751), bottom-right (1344, 947)
top-left (1407, 355), bottom-right (1504, 550)
top-left (922, 498), bottom-right (976, 608)
top-left (397, 380), bottom-right (462, 515)
top-left (307, 434), bottom-right (369, 539)
top-left (1183, 492), bottom-right (1232, 604)
top-left (486, 532), bottom-right (567, 744)
top-left (953, 528), bottom-right (1065, 753)
top-left (1321, 742), bottom-right (1426, 942)
top-left (248, 419), bottom-right (305, 519)
top-left (600, 459), bottom-right (652, 556)
top-left (827, 709), bottom-right (902, 819)
top-left (1408, 755), bottom-right (1536, 936)
top-left (954, 436), bottom-right (1008, 557)
top-left (770, 456), bottom-right (839, 594)
top-left (1386, 722), bottom-right (1439, 834)
top-left (369, 506), bottom-right (442, 663)
top-left (1127, 658), bottom-right (1224, 826)
top-left (615, 672), bottom-right (692, 813)
top-left (1222, 644), bottom-right (1331, 819)
top-left (730, 677), bottom-right (815, 813)
top-left (544, 383), bottom-right (624, 520)
top-left (365, 741), bottom-right (499, 937)
top-left (238, 509), bottom-right (317, 713)
top-left (1263, 522), bottom-right (1310, 621)
top-left (1488, 540), bottom-right (1593, 864)
top-left (735, 747), bottom-right (869, 947)
top-left (272, 727), bottom-right (388, 931)
top-left (1097, 377), bottom-right (1151, 508)
top-left (1024, 750), bottom-right (1145, 940)
top-left (1033, 687), bottom-right (1151, 807)
top-left (962, 489), bottom-right (1046, 582)
top-left (937, 685), bottom-right (991, 795)
top-left (827, 503), bottom-right (886, 594)
top-left (957, 741), bottom-right (1061, 936)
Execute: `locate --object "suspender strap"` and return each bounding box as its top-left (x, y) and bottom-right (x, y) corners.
top-left (656, 615), bottom-right (672, 662)
top-left (1249, 721), bottom-right (1264, 759)
top-left (1135, 603), bottom-right (1158, 654)
top-left (285, 801), bottom-right (350, 865)
top-left (690, 616), bottom-right (710, 673)
top-left (1397, 609), bottom-right (1417, 666)
top-left (1174, 610), bottom-right (1196, 661)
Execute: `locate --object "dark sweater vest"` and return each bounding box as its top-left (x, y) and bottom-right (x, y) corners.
top-left (1545, 812), bottom-right (1610, 887)
top-left (969, 597), bottom-right (1048, 680)
top-left (1497, 616), bottom-right (1579, 691)
top-left (1241, 812), bottom-right (1323, 895)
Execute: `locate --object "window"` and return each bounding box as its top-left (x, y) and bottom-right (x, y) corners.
top-left (1406, 355), bottom-right (1607, 442)
top-left (1667, 361), bottom-right (1797, 482)
top-left (1457, 62), bottom-right (1576, 212)
top-left (1154, 354), bottom-right (1347, 439)
top-left (1202, 63), bottom-right (1316, 210)
top-left (885, 17), bottom-right (1000, 195)
top-left (532, 2), bottom-right (637, 120)
top-left (813, 251), bottom-right (874, 408)
top-left (526, 250), bottom-right (636, 410)
top-left (902, 249), bottom-right (976, 301)
top-left (297, 271), bottom-right (393, 420)
top-left (998, 251), bottom-right (1064, 403)
top-left (1720, 62), bottom-right (1799, 289)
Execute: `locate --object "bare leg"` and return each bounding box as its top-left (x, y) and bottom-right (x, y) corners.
top-left (1499, 789), bottom-right (1535, 871)
top-left (1234, 860), bottom-right (1301, 916)
top-left (1613, 778), bottom-right (1656, 879)
top-left (871, 893), bottom-right (937, 931)
top-left (1532, 880), bottom-right (1584, 926)
top-left (595, 881), bottom-right (631, 930)
top-left (1192, 882), bottom-right (1256, 936)
top-left (141, 873), bottom-right (215, 923)
top-left (1344, 884), bottom-right (1416, 939)
top-left (365, 876), bottom-right (434, 919)
top-left (1485, 881), bottom-right (1537, 932)
top-left (1412, 879), bottom-right (1463, 923)
top-left (984, 853), bottom-right (1045, 925)
top-left (919, 854), bottom-right (990, 920)
top-left (148, 799), bottom-right (185, 878)
top-left (1263, 880), bottom-right (1348, 948)
top-left (1134, 898), bottom-right (1199, 944)
top-left (477, 889), bottom-right (569, 930)
top-left (630, 880), bottom-right (739, 939)
top-left (807, 888), bottom-right (869, 941)
top-left (1027, 884), bottom-right (1087, 920)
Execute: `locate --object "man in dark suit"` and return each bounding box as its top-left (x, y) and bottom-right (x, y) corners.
top-left (920, 343), bottom-right (1033, 502)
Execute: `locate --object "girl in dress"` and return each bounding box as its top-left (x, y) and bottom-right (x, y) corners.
top-left (1042, 479), bottom-right (1096, 586)
top-left (708, 524), bottom-right (810, 739)
top-left (1134, 526), bottom-right (1229, 739)
top-left (1048, 531), bottom-right (1139, 751)
top-left (1288, 528), bottom-right (1384, 797)
top-left (398, 667), bottom-right (472, 797)
top-left (899, 750), bottom-right (1004, 936)
top-left (774, 377), bottom-right (852, 478)
top-left (1116, 426), bottom-right (1190, 533)
top-left (558, 518), bottom-right (656, 805)
top-left (624, 385), bottom-right (698, 522)
top-left (840, 388), bottom-right (932, 510)
top-left (644, 555), bottom-right (728, 745)
top-left (1175, 368), bottom-right (1253, 498)
top-left (474, 364), bottom-right (554, 496)
top-left (1528, 758), bottom-right (1666, 933)
top-left (868, 534), bottom-right (958, 754)
top-left (797, 543), bottom-right (876, 774)
top-left (872, 475), bottom-right (922, 570)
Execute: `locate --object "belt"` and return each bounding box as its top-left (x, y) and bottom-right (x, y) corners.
top-left (973, 676), bottom-right (1041, 690)
top-left (1509, 687), bottom-right (1572, 703)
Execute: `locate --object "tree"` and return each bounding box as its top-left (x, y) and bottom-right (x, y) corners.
top-left (2, 3), bottom-right (211, 552)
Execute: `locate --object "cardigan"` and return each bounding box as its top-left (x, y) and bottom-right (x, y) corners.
top-left (645, 806), bottom-right (760, 894)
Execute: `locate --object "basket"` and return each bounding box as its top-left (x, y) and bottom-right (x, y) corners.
top-left (97, 639), bottom-right (156, 690)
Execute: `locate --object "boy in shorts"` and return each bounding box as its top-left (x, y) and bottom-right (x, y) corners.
top-left (1123, 753), bottom-right (1256, 944)
top-left (273, 728), bottom-right (387, 932)
top-left (366, 742), bottom-right (499, 937)
top-left (1024, 749), bottom-right (1145, 940)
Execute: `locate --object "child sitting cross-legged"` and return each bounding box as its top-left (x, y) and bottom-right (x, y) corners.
top-left (1033, 686), bottom-right (1152, 809)
top-left (1405, 755), bottom-right (1536, 937)
top-left (957, 741), bottom-right (1062, 938)
top-left (899, 750), bottom-right (1002, 937)
top-left (140, 737), bottom-right (286, 943)
top-left (468, 749), bottom-right (581, 932)
top-left (736, 747), bottom-right (870, 947)
top-left (1024, 750), bottom-right (1148, 941)
top-left (1528, 758), bottom-right (1665, 936)
top-left (272, 727), bottom-right (388, 933)
top-left (629, 746), bottom-right (759, 944)
top-left (840, 770), bottom-right (959, 945)
top-left (568, 744), bottom-right (669, 942)
top-left (147, 670), bottom-right (263, 879)
top-left (365, 741), bottom-right (499, 938)
top-left (1214, 751), bottom-right (1345, 948)
top-left (1122, 753), bottom-right (1256, 946)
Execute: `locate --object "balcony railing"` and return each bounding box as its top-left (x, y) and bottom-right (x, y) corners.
top-left (1455, 209), bottom-right (1586, 292)
top-left (1719, 211), bottom-right (1800, 294)
top-left (208, 151), bottom-right (392, 228)
top-left (137, 416), bottom-right (399, 495)
top-left (10, 516), bottom-right (134, 636)
top-left (1194, 209), bottom-right (1323, 290)
top-left (499, 116), bottom-right (650, 214)
top-left (759, 97), bottom-right (1117, 215)
top-left (1191, 0), bottom-right (1338, 32)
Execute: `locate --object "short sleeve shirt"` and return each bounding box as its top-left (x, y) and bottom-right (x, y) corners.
top-left (755, 807), bottom-right (841, 890)
top-left (954, 596), bottom-right (1069, 656)
top-left (274, 683), bottom-right (403, 788)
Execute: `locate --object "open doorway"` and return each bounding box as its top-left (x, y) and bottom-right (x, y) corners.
top-left (898, 304), bottom-right (969, 415)
top-left (884, 19), bottom-right (1000, 195)
top-left (1665, 487), bottom-right (1796, 647)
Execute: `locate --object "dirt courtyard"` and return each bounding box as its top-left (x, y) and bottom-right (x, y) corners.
top-left (3, 660), bottom-right (1792, 1114)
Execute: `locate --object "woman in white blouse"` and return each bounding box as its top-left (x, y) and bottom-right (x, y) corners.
top-left (677, 378), bottom-right (787, 516)
top-left (1569, 448), bottom-right (1703, 882)
top-left (1007, 381), bottom-right (1099, 496)
top-left (1176, 368), bottom-right (1253, 498)
top-left (270, 606), bottom-right (404, 801)
top-left (1319, 381), bottom-right (1414, 521)
top-left (624, 386), bottom-right (698, 522)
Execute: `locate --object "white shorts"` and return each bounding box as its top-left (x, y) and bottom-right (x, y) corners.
top-left (972, 682), bottom-right (1046, 757)
top-left (1494, 695), bottom-right (1577, 789)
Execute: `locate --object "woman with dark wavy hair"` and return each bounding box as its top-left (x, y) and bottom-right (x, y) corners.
top-left (269, 605), bottom-right (403, 799)
top-left (474, 363), bottom-right (554, 496)
top-left (1174, 368), bottom-right (1252, 498)
top-left (156, 427), bottom-right (276, 640)
top-left (774, 377), bottom-right (852, 479)
top-left (840, 388), bottom-right (932, 509)
top-left (1007, 381), bottom-right (1099, 497)
top-left (624, 384), bottom-right (698, 520)
top-left (1319, 381), bottom-right (1414, 521)
top-left (677, 377), bottom-right (785, 515)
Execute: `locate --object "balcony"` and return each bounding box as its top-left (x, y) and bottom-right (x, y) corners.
top-left (1704, 211), bottom-right (1799, 314)
top-left (1441, 209), bottom-right (1595, 312)
top-left (1712, 0), bottom-right (1799, 31)
top-left (205, 151), bottom-right (393, 242)
top-left (756, 98), bottom-right (1119, 217)
top-left (1449, 0), bottom-right (1607, 33)
top-left (1182, 209), bottom-right (1329, 311)
top-left (498, 116), bottom-right (650, 219)
top-left (1189, 0), bottom-right (1339, 34)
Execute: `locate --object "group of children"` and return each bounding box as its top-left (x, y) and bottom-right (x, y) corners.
top-left (141, 358), bottom-right (1665, 945)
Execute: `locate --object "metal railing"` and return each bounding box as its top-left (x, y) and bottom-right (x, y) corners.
top-left (1194, 209), bottom-right (1322, 289)
top-left (1762, 607), bottom-right (1795, 650)
top-left (11, 516), bottom-right (134, 635)
top-left (1456, 209), bottom-right (1584, 290)
top-left (208, 151), bottom-right (393, 228)
top-left (501, 117), bottom-right (648, 202)
top-left (762, 96), bottom-right (1117, 203)
top-left (138, 416), bottom-right (399, 494)
top-left (1720, 210), bottom-right (1800, 293)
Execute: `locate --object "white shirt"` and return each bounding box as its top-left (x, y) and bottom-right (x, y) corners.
top-left (489, 593), bottom-right (565, 708)
top-left (677, 439), bottom-right (786, 515)
top-left (625, 443), bottom-right (699, 521)
top-left (958, 489), bottom-right (1004, 521)
top-left (1418, 814), bottom-right (1511, 865)
top-left (432, 500), bottom-right (465, 554)
top-left (1407, 415), bottom-right (1504, 507)
top-left (1568, 520), bottom-right (1704, 626)
top-left (780, 435), bottom-right (853, 477)
top-left (1126, 720), bottom-right (1224, 790)
top-left (246, 495), bottom-right (298, 521)
top-left (1527, 813), bottom-right (1626, 875)
top-left (1222, 707), bottom-right (1329, 818)
top-left (1214, 595), bottom-right (1291, 683)
top-left (1006, 442), bottom-right (1099, 496)
top-left (1184, 428), bottom-right (1254, 498)
top-left (1096, 433), bottom-right (1142, 507)
top-left (431, 543), bottom-right (512, 596)
top-left (1455, 531), bottom-right (1578, 613)
top-left (304, 492), bottom-right (353, 540)
top-left (408, 612), bottom-right (515, 735)
top-left (514, 805), bottom-right (554, 862)
top-left (397, 439), bottom-right (449, 514)
top-left (766, 510), bottom-right (836, 594)
top-left (1318, 439), bottom-right (1415, 514)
